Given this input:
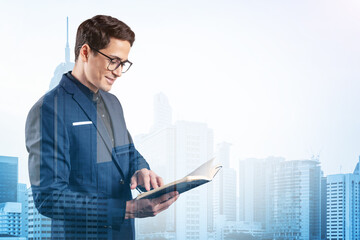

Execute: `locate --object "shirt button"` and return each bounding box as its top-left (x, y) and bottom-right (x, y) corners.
top-left (102, 114), bottom-right (105, 118)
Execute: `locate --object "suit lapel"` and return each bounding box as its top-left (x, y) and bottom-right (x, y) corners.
top-left (60, 75), bottom-right (113, 158)
top-left (60, 75), bottom-right (126, 179)
top-left (100, 91), bottom-right (131, 178)
top-left (73, 93), bottom-right (114, 157)
top-left (100, 91), bottom-right (132, 146)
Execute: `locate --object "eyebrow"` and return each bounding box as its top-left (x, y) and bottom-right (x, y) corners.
top-left (109, 55), bottom-right (123, 61)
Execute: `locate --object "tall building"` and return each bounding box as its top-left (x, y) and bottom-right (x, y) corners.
top-left (209, 142), bottom-right (236, 240)
top-left (135, 93), bottom-right (214, 240)
top-left (213, 142), bottom-right (236, 221)
top-left (49, 17), bottom-right (75, 90)
top-left (0, 156), bottom-right (18, 203)
top-left (28, 186), bottom-right (110, 239)
top-left (17, 183), bottom-right (28, 238)
top-left (27, 188), bottom-right (52, 240)
top-left (151, 92), bottom-right (172, 132)
top-left (136, 121), bottom-right (214, 240)
top-left (174, 121), bottom-right (213, 240)
top-left (272, 160), bottom-right (321, 240)
top-left (238, 156), bottom-right (284, 235)
top-left (0, 202), bottom-right (22, 237)
top-left (135, 126), bottom-right (177, 239)
top-left (326, 158), bottom-right (360, 240)
top-left (321, 175), bottom-right (327, 240)
top-left (216, 142), bottom-right (231, 169)
top-left (135, 93), bottom-right (176, 239)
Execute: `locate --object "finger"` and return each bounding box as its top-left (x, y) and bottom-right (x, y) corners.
top-left (150, 173), bottom-right (159, 189)
top-left (157, 176), bottom-right (164, 187)
top-left (130, 175), bottom-right (137, 190)
top-left (159, 191), bottom-right (179, 204)
top-left (153, 193), bottom-right (179, 214)
top-left (153, 191), bottom-right (178, 205)
top-left (143, 174), bottom-right (151, 191)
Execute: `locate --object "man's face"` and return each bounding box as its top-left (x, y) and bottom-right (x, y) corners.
top-left (84, 38), bottom-right (131, 92)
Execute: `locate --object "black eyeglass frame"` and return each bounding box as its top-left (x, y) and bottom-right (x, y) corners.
top-left (89, 45), bottom-right (133, 73)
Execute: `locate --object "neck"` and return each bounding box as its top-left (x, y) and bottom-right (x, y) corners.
top-left (72, 63), bottom-right (98, 93)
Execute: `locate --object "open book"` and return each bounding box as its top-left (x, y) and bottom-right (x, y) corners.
top-left (135, 158), bottom-right (222, 200)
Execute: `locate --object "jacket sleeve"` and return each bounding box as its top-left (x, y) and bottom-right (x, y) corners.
top-left (25, 96), bottom-right (127, 230)
top-left (127, 131), bottom-right (150, 177)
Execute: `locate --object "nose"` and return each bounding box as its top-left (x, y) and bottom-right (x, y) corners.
top-left (112, 65), bottom-right (122, 77)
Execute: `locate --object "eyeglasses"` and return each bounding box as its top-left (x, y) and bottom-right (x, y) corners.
top-left (89, 45), bottom-right (133, 73)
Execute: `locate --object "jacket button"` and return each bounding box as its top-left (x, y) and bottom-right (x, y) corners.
top-left (119, 180), bottom-right (125, 184)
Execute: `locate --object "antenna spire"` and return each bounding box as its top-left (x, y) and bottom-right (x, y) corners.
top-left (65, 16), bottom-right (70, 63)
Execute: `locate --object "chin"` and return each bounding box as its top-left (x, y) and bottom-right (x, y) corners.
top-left (101, 85), bottom-right (112, 92)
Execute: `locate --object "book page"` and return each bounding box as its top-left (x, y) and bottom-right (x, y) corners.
top-left (135, 158), bottom-right (222, 200)
top-left (186, 158), bottom-right (221, 179)
top-left (137, 179), bottom-right (210, 199)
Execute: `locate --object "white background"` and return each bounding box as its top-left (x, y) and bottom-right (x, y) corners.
top-left (1, 0), bottom-right (360, 185)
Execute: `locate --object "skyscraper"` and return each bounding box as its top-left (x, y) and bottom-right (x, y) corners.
top-left (174, 121), bottom-right (213, 240)
top-left (49, 17), bottom-right (74, 90)
top-left (213, 142), bottom-right (236, 222)
top-left (17, 183), bottom-right (28, 238)
top-left (0, 156), bottom-right (18, 203)
top-left (238, 156), bottom-right (284, 235)
top-left (208, 142), bottom-right (236, 240)
top-left (135, 126), bottom-right (177, 239)
top-left (135, 93), bottom-right (214, 240)
top-left (0, 202), bottom-right (22, 237)
top-left (27, 188), bottom-right (52, 240)
top-left (326, 158), bottom-right (360, 240)
top-left (320, 174), bottom-right (327, 240)
top-left (135, 93), bottom-right (176, 239)
top-left (151, 92), bottom-right (172, 132)
top-left (272, 160), bottom-right (321, 240)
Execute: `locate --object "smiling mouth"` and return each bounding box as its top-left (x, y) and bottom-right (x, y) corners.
top-left (105, 76), bottom-right (115, 84)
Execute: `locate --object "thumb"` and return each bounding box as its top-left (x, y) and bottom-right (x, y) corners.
top-left (130, 175), bottom-right (138, 190)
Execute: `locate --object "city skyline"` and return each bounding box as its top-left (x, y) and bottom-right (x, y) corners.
top-left (1, 76), bottom-right (360, 239)
top-left (1, 2), bottom-right (360, 239)
top-left (1, 0), bottom-right (360, 188)
top-left (2, 152), bottom-right (359, 239)
top-left (2, 89), bottom-right (360, 239)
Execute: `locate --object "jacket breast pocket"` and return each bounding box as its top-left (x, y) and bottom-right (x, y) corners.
top-left (71, 123), bottom-right (93, 137)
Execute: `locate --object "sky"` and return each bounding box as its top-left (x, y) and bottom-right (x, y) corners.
top-left (1, 0), bottom-right (360, 185)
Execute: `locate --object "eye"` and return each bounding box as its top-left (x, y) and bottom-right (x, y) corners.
top-left (110, 59), bottom-right (119, 65)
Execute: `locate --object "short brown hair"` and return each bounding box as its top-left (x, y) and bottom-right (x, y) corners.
top-left (74, 15), bottom-right (135, 61)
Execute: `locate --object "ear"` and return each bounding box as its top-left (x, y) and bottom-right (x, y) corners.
top-left (79, 44), bottom-right (91, 62)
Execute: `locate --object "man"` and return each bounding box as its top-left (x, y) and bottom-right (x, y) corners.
top-left (25, 15), bottom-right (178, 239)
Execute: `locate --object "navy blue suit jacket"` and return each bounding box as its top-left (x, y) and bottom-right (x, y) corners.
top-left (25, 73), bottom-right (149, 239)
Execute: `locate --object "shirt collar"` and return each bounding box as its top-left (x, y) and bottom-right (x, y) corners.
top-left (66, 71), bottom-right (100, 103)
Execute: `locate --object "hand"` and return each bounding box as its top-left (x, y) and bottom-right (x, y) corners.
top-left (130, 168), bottom-right (164, 191)
top-left (125, 191), bottom-right (179, 219)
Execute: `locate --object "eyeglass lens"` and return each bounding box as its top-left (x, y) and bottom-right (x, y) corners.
top-left (108, 60), bottom-right (131, 73)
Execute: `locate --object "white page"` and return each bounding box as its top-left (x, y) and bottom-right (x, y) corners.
top-left (186, 158), bottom-right (219, 178)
